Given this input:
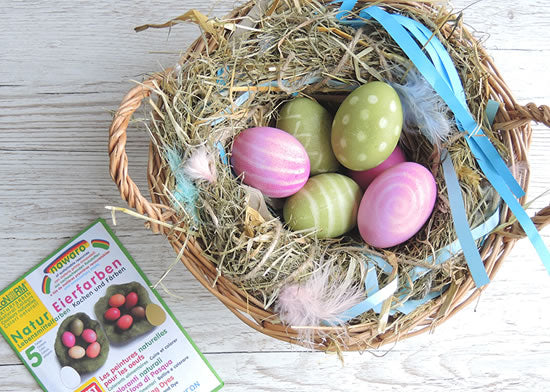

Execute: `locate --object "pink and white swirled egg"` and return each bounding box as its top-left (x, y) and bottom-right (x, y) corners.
top-left (231, 127), bottom-right (310, 198)
top-left (358, 162), bottom-right (437, 248)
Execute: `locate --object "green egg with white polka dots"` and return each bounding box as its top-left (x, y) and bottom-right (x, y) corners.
top-left (277, 98), bottom-right (340, 175)
top-left (283, 173), bottom-right (362, 239)
top-left (331, 81), bottom-right (403, 170)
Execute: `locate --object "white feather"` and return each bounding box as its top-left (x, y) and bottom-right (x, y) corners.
top-left (391, 70), bottom-right (453, 146)
top-left (510, 160), bottom-right (529, 185)
top-left (182, 146), bottom-right (217, 183)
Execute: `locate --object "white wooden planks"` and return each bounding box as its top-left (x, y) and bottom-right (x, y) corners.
top-left (1, 0), bottom-right (549, 391)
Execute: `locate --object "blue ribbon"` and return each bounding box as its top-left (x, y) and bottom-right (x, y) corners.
top-left (485, 100), bottom-right (500, 126)
top-left (359, 6), bottom-right (495, 287)
top-left (334, 207), bottom-right (500, 323)
top-left (338, 262), bottom-right (397, 322)
top-left (336, 4), bottom-right (524, 194)
top-left (330, 2), bottom-right (550, 279)
top-left (442, 151), bottom-right (490, 286)
top-left (408, 207), bottom-right (501, 283)
top-left (216, 141), bottom-right (229, 165)
top-left (360, 6), bottom-right (526, 196)
top-left (394, 288), bottom-right (447, 315)
top-left (385, 12), bottom-right (550, 274)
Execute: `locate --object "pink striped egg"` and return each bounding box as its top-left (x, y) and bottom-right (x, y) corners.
top-left (348, 146), bottom-right (407, 190)
top-left (231, 127), bottom-right (310, 198)
top-left (358, 162), bottom-right (437, 248)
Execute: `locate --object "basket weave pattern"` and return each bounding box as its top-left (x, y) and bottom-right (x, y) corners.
top-left (108, 0), bottom-right (550, 350)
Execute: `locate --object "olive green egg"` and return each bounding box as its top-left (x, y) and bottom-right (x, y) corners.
top-left (283, 173), bottom-right (362, 239)
top-left (69, 318), bottom-right (84, 336)
top-left (331, 81), bottom-right (403, 171)
top-left (277, 98), bottom-right (340, 175)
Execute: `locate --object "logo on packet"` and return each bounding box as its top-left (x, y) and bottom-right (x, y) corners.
top-left (39, 238), bottom-right (110, 293)
top-left (91, 239), bottom-right (110, 250)
top-left (41, 276), bottom-right (51, 294)
top-left (78, 379), bottom-right (105, 392)
top-left (43, 240), bottom-right (90, 274)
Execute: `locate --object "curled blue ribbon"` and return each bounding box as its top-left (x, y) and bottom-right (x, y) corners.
top-left (330, 2), bottom-right (550, 284)
top-left (360, 5), bottom-right (550, 275)
top-left (334, 207), bottom-right (500, 323)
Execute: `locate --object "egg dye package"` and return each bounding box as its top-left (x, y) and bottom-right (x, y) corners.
top-left (0, 219), bottom-right (223, 392)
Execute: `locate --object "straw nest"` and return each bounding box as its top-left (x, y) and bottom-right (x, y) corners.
top-left (108, 0), bottom-right (550, 351)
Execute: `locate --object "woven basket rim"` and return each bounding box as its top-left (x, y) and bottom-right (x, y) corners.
top-left (108, 0), bottom-right (550, 351)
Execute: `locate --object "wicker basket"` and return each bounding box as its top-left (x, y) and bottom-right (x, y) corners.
top-left (108, 0), bottom-right (550, 351)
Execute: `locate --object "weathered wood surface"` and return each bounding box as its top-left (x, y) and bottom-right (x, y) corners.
top-left (1, 0), bottom-right (549, 391)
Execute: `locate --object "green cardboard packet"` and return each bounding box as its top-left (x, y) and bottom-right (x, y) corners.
top-left (0, 219), bottom-right (223, 392)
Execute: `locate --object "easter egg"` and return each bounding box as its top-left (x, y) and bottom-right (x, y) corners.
top-left (283, 173), bottom-right (362, 238)
top-left (332, 81), bottom-right (403, 170)
top-left (358, 162), bottom-right (437, 248)
top-left (85, 342), bottom-right (101, 359)
top-left (61, 331), bottom-right (75, 348)
top-left (130, 306), bottom-right (146, 320)
top-left (81, 329), bottom-right (97, 344)
top-left (69, 319), bottom-right (84, 337)
top-left (348, 145), bottom-right (407, 190)
top-left (277, 98), bottom-right (340, 175)
top-left (104, 307), bottom-right (120, 321)
top-left (231, 127), bottom-right (310, 198)
top-left (146, 303), bottom-right (167, 327)
top-left (59, 366), bottom-right (81, 389)
top-left (117, 315), bottom-right (133, 331)
top-left (68, 345), bottom-right (86, 360)
top-left (108, 293), bottom-right (125, 308)
top-left (125, 292), bottom-right (139, 310)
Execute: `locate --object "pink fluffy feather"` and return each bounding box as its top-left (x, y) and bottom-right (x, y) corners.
top-left (275, 264), bottom-right (365, 344)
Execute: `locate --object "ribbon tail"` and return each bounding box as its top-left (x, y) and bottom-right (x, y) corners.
top-left (442, 150), bottom-right (490, 287)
